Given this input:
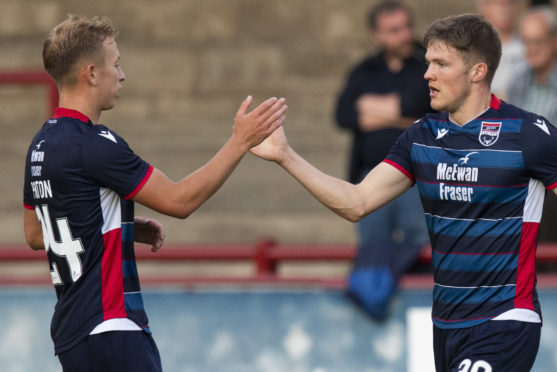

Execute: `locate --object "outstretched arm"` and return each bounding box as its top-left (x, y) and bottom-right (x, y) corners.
top-left (133, 96), bottom-right (287, 218)
top-left (250, 127), bottom-right (412, 222)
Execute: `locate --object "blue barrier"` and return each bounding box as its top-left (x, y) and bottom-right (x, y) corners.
top-left (1, 288), bottom-right (556, 371)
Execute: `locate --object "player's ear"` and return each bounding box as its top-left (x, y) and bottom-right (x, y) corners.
top-left (80, 63), bottom-right (97, 86)
top-left (470, 62), bottom-right (488, 83)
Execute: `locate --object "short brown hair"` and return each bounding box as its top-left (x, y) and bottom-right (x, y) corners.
top-left (423, 14), bottom-right (501, 86)
top-left (367, 1), bottom-right (413, 30)
top-left (43, 14), bottom-right (118, 86)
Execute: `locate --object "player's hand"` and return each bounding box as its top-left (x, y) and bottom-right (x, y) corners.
top-left (134, 216), bottom-right (165, 252)
top-left (250, 126), bottom-right (289, 164)
top-left (233, 96), bottom-right (287, 149)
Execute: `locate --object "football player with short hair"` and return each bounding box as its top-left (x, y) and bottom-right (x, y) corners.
top-left (23, 14), bottom-right (286, 372)
top-left (252, 14), bottom-right (557, 371)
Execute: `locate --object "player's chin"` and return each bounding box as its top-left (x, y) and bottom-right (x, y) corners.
top-left (429, 98), bottom-right (445, 112)
top-left (102, 97), bottom-right (119, 110)
top-left (101, 101), bottom-right (117, 111)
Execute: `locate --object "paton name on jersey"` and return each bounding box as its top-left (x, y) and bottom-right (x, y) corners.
top-left (30, 180), bottom-right (53, 199)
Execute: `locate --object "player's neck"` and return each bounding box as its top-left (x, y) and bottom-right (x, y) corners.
top-left (448, 88), bottom-right (492, 126)
top-left (58, 89), bottom-right (101, 123)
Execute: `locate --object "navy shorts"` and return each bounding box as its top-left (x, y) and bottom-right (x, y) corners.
top-left (434, 320), bottom-right (540, 372)
top-left (58, 331), bottom-right (162, 372)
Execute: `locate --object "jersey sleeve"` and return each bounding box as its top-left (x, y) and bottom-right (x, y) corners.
top-left (522, 115), bottom-right (557, 190)
top-left (83, 125), bottom-right (153, 199)
top-left (383, 122), bottom-right (418, 183)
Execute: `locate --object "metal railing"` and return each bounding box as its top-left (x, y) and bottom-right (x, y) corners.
top-left (2, 240), bottom-right (557, 288)
top-left (0, 70), bottom-right (58, 115)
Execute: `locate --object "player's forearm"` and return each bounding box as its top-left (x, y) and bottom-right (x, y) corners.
top-left (278, 147), bottom-right (367, 222)
top-left (136, 95), bottom-right (287, 218)
top-left (25, 234), bottom-right (45, 250)
top-left (171, 135), bottom-right (247, 217)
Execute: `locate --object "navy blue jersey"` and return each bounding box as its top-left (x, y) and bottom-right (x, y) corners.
top-left (23, 108), bottom-right (153, 354)
top-left (385, 96), bottom-right (557, 329)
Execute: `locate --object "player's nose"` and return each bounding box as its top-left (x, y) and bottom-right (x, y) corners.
top-left (424, 65), bottom-right (434, 81)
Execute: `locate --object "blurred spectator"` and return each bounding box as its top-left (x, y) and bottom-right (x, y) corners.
top-left (477, 0), bottom-right (527, 99)
top-left (334, 0), bottom-right (431, 321)
top-left (508, 6), bottom-right (557, 124)
top-left (508, 6), bottom-right (557, 242)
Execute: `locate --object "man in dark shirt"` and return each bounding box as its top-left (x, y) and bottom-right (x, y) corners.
top-left (335, 0), bottom-right (432, 320)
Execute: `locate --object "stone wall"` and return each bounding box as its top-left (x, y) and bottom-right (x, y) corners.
top-left (0, 0), bottom-right (475, 244)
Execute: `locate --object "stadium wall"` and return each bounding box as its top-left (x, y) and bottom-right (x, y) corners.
top-left (2, 288), bottom-right (557, 371)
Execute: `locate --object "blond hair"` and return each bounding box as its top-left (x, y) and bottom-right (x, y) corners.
top-left (43, 14), bottom-right (118, 86)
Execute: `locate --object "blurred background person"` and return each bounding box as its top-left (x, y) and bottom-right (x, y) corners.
top-left (508, 5), bottom-right (557, 242)
top-left (334, 0), bottom-right (431, 321)
top-left (477, 0), bottom-right (526, 99)
top-left (508, 6), bottom-right (557, 124)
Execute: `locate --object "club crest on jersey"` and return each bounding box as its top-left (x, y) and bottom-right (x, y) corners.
top-left (479, 121), bottom-right (501, 147)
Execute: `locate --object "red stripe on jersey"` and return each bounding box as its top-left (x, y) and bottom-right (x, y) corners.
top-left (124, 165), bottom-right (154, 200)
top-left (53, 107), bottom-right (90, 124)
top-left (514, 222), bottom-right (539, 310)
top-left (23, 203), bottom-right (34, 210)
top-left (383, 159), bottom-right (415, 183)
top-left (490, 94), bottom-right (501, 110)
top-left (547, 180), bottom-right (557, 190)
top-left (101, 228), bottom-right (126, 319)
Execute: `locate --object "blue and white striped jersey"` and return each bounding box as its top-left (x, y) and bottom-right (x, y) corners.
top-left (385, 95), bottom-right (557, 329)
